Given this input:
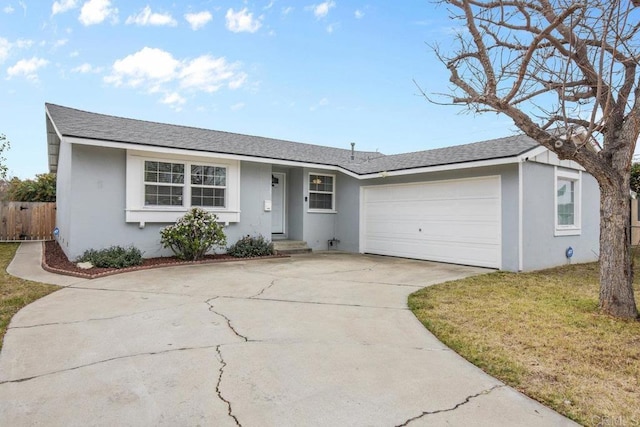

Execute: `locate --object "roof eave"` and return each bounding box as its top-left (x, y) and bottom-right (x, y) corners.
top-left (356, 155), bottom-right (522, 179)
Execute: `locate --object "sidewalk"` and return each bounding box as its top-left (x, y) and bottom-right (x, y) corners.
top-left (6, 242), bottom-right (87, 286)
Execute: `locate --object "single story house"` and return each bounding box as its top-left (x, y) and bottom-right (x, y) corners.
top-left (45, 103), bottom-right (600, 271)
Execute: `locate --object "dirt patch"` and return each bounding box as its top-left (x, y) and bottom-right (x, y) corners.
top-left (42, 240), bottom-right (286, 279)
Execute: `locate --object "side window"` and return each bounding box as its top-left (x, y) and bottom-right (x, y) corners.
top-left (308, 174), bottom-right (335, 211)
top-left (555, 168), bottom-right (581, 236)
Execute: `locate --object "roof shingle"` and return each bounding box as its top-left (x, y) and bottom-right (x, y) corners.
top-left (45, 103), bottom-right (539, 175)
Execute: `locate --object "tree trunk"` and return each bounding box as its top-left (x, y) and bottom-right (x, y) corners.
top-left (599, 182), bottom-right (639, 319)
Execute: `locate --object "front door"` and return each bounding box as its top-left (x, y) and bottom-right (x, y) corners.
top-left (271, 172), bottom-right (286, 234)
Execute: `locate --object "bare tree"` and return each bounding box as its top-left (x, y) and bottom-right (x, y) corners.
top-left (427, 0), bottom-right (639, 318)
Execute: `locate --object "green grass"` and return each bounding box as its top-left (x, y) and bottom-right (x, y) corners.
top-left (409, 259), bottom-right (640, 426)
top-left (0, 243), bottom-right (59, 351)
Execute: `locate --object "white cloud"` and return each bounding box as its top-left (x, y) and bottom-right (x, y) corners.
top-left (225, 8), bottom-right (262, 33)
top-left (72, 62), bottom-right (101, 73)
top-left (126, 6), bottom-right (176, 27)
top-left (79, 0), bottom-right (118, 26)
top-left (309, 1), bottom-right (335, 19)
top-left (161, 92), bottom-right (186, 110)
top-left (69, 50), bottom-right (79, 57)
top-left (18, 0), bottom-right (25, 15)
top-left (179, 55), bottom-right (247, 93)
top-left (184, 11), bottom-right (212, 30)
top-left (15, 38), bottom-right (33, 49)
top-left (104, 47), bottom-right (179, 87)
top-left (354, 9), bottom-right (364, 19)
top-left (230, 102), bottom-right (245, 111)
top-left (104, 47), bottom-right (248, 106)
top-left (3, 5), bottom-right (14, 13)
top-left (53, 39), bottom-right (68, 48)
top-left (282, 6), bottom-right (293, 15)
top-left (7, 57), bottom-right (49, 81)
top-left (52, 0), bottom-right (77, 15)
top-left (0, 38), bottom-right (10, 63)
top-left (326, 23), bottom-right (338, 33)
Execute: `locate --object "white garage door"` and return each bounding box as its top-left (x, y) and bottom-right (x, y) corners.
top-left (360, 176), bottom-right (501, 268)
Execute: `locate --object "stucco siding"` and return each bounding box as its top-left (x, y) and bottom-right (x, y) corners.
top-left (522, 161), bottom-right (599, 271)
top-left (59, 146), bottom-right (275, 259)
top-left (335, 174), bottom-right (361, 252)
top-left (224, 161), bottom-right (272, 244)
top-left (55, 139), bottom-right (73, 257)
top-left (287, 168), bottom-right (304, 241)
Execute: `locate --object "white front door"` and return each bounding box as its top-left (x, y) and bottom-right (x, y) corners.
top-left (271, 172), bottom-right (286, 234)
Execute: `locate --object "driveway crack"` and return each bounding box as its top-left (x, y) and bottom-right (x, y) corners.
top-left (215, 345), bottom-right (242, 426)
top-left (8, 302), bottom-right (196, 329)
top-left (250, 279), bottom-right (277, 298)
top-left (206, 298), bottom-right (248, 342)
top-left (0, 345), bottom-right (219, 385)
top-left (395, 385), bottom-right (505, 426)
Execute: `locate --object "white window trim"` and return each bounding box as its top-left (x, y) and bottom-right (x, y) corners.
top-left (554, 167), bottom-right (581, 236)
top-left (307, 172), bottom-right (337, 213)
top-left (126, 151), bottom-right (240, 224)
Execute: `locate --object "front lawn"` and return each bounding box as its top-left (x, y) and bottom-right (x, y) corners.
top-left (409, 258), bottom-right (640, 426)
top-left (0, 243), bottom-right (59, 351)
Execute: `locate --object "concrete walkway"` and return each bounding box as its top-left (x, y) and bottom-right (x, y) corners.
top-left (0, 243), bottom-right (577, 426)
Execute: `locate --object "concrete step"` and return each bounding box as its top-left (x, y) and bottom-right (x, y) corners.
top-left (273, 240), bottom-right (312, 255)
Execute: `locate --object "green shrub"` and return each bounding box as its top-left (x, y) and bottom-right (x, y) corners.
top-left (227, 234), bottom-right (274, 258)
top-left (160, 208), bottom-right (227, 260)
top-left (78, 246), bottom-right (143, 268)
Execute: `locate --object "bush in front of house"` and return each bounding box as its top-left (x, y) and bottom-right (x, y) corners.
top-left (227, 234), bottom-right (275, 258)
top-left (160, 207), bottom-right (227, 261)
top-left (78, 246), bottom-right (143, 268)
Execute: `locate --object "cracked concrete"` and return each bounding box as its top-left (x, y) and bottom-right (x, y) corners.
top-left (0, 243), bottom-right (577, 426)
top-left (395, 385), bottom-right (506, 426)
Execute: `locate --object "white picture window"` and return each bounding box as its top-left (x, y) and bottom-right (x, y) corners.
top-left (127, 152), bottom-right (240, 224)
top-left (309, 173), bottom-right (335, 211)
top-left (555, 168), bottom-right (581, 236)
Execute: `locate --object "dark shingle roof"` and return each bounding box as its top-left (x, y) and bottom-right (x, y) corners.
top-left (45, 103), bottom-right (539, 175)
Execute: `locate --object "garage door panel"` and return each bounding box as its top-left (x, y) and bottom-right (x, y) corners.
top-left (361, 176), bottom-right (501, 269)
top-left (365, 221), bottom-right (499, 243)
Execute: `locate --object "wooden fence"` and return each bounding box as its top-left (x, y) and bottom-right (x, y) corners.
top-left (0, 202), bottom-right (56, 241)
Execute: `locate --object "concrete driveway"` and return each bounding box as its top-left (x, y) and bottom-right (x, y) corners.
top-left (0, 245), bottom-right (575, 426)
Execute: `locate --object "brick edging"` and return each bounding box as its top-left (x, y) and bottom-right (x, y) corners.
top-left (40, 242), bottom-right (288, 280)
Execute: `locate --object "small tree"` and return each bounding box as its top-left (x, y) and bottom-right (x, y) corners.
top-left (7, 173), bottom-right (56, 202)
top-left (427, 0), bottom-right (639, 319)
top-left (0, 134), bottom-right (10, 180)
top-left (160, 208), bottom-right (227, 261)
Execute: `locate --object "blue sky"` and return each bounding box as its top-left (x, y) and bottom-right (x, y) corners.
top-left (1, 0), bottom-right (515, 178)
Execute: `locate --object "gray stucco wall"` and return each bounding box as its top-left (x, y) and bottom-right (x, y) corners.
top-left (335, 173), bottom-right (361, 253)
top-left (286, 167), bottom-right (304, 241)
top-left (58, 145), bottom-right (274, 260)
top-left (360, 164), bottom-right (521, 271)
top-left (522, 161), bottom-right (600, 271)
top-left (225, 161), bottom-right (272, 243)
top-left (55, 140), bottom-right (73, 255)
